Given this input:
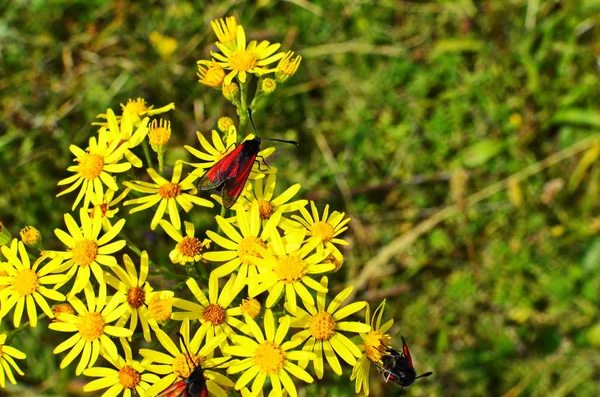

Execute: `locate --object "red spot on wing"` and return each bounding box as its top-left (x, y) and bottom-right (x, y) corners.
top-left (198, 388), bottom-right (208, 397)
top-left (402, 337), bottom-right (414, 368)
top-left (157, 380), bottom-right (187, 397)
top-left (221, 153), bottom-right (256, 209)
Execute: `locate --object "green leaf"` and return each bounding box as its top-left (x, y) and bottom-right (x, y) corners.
top-left (459, 139), bottom-right (504, 168)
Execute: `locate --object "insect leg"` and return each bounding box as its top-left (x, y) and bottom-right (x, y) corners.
top-left (254, 156), bottom-right (270, 172)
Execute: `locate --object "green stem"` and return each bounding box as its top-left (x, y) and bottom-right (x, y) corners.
top-left (158, 151), bottom-right (164, 175)
top-left (238, 81), bottom-right (249, 140)
top-left (142, 140), bottom-right (154, 169)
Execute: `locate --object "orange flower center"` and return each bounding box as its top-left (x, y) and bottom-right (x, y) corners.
top-left (203, 304), bottom-right (226, 325)
top-left (177, 237), bottom-right (203, 259)
top-left (311, 221), bottom-right (334, 243)
top-left (52, 303), bottom-right (75, 322)
top-left (273, 255), bottom-right (305, 283)
top-left (13, 269), bottom-right (39, 296)
top-left (78, 312), bottom-right (105, 342)
top-left (254, 341), bottom-right (285, 375)
top-left (158, 182), bottom-right (181, 199)
top-left (78, 153), bottom-right (104, 180)
top-left (127, 286), bottom-right (146, 308)
top-left (118, 365), bottom-right (141, 389)
top-left (237, 237), bottom-right (266, 266)
top-left (309, 311), bottom-right (336, 341)
top-left (257, 200), bottom-right (274, 219)
top-left (229, 50), bottom-right (257, 71)
top-left (71, 239), bottom-right (98, 267)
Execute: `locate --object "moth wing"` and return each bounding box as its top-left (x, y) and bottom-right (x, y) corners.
top-left (197, 145), bottom-right (243, 190)
top-left (221, 153), bottom-right (256, 209)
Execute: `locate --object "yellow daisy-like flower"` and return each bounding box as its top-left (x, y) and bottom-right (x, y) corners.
top-left (290, 201), bottom-right (351, 257)
top-left (287, 276), bottom-right (371, 379)
top-left (0, 333), bottom-right (26, 388)
top-left (350, 300), bottom-right (393, 396)
top-left (275, 51), bottom-right (302, 83)
top-left (211, 16), bottom-right (238, 49)
top-left (197, 60), bottom-right (226, 88)
top-left (245, 228), bottom-right (334, 313)
top-left (211, 23), bottom-right (285, 84)
top-left (49, 283), bottom-right (133, 375)
top-left (105, 251), bottom-right (155, 342)
top-left (89, 188), bottom-right (130, 231)
top-left (57, 128), bottom-right (132, 211)
top-left (141, 319), bottom-right (234, 397)
top-left (171, 275), bottom-right (249, 348)
top-left (123, 161), bottom-right (213, 230)
top-left (159, 220), bottom-right (212, 265)
top-left (52, 209), bottom-right (126, 295)
top-left (120, 97), bottom-right (175, 126)
top-left (83, 342), bottom-right (159, 397)
top-left (145, 290), bottom-right (175, 325)
top-left (148, 119), bottom-right (172, 153)
top-left (0, 240), bottom-right (66, 327)
top-left (235, 173), bottom-right (307, 225)
top-left (225, 309), bottom-right (315, 397)
top-left (203, 201), bottom-right (281, 291)
top-left (104, 108), bottom-right (149, 168)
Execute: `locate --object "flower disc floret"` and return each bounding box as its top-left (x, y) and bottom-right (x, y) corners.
top-left (71, 239), bottom-right (98, 267)
top-left (309, 311), bottom-right (336, 341)
top-left (127, 286), bottom-right (146, 308)
top-left (13, 269), bottom-right (38, 296)
top-left (311, 221), bottom-right (335, 243)
top-left (78, 312), bottom-right (105, 341)
top-left (257, 199), bottom-right (274, 219)
top-left (203, 304), bottom-right (226, 325)
top-left (158, 182), bottom-right (181, 198)
top-left (78, 153), bottom-right (104, 180)
top-left (118, 365), bottom-right (141, 389)
top-left (274, 255), bottom-right (305, 283)
top-left (255, 341), bottom-right (285, 375)
top-left (238, 236), bottom-right (266, 265)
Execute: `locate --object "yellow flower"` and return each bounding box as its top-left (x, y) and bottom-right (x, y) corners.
top-left (197, 60), bottom-right (226, 87)
top-left (211, 24), bottom-right (285, 84)
top-left (52, 209), bottom-right (126, 295)
top-left (145, 290), bottom-right (175, 324)
top-left (171, 276), bottom-right (249, 349)
top-left (225, 309), bottom-right (315, 397)
top-left (160, 220), bottom-right (211, 265)
top-left (235, 174), bottom-right (307, 226)
top-left (261, 78), bottom-right (277, 94)
top-left (148, 119), bottom-right (172, 152)
top-left (19, 226), bottom-right (42, 250)
top-left (211, 16), bottom-right (238, 48)
top-left (149, 31), bottom-right (178, 60)
top-left (276, 51), bottom-right (302, 83)
top-left (49, 283), bottom-right (132, 375)
top-left (217, 117), bottom-right (234, 133)
top-left (289, 201), bottom-right (351, 258)
top-left (239, 297), bottom-right (262, 319)
top-left (57, 129), bottom-right (132, 211)
top-left (105, 252), bottom-right (155, 342)
top-left (0, 240), bottom-right (66, 327)
top-left (222, 82), bottom-right (239, 101)
top-left (83, 342), bottom-right (159, 397)
top-left (245, 229), bottom-right (334, 313)
top-left (89, 188), bottom-right (130, 231)
top-left (119, 97), bottom-right (175, 126)
top-left (287, 276), bottom-right (370, 379)
top-left (203, 202), bottom-right (281, 291)
top-left (123, 161), bottom-right (213, 230)
top-left (350, 300), bottom-right (393, 396)
top-left (105, 108), bottom-right (150, 168)
top-left (141, 319), bottom-right (233, 397)
top-left (0, 333), bottom-right (26, 388)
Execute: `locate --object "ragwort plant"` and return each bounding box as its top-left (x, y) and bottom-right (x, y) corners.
top-left (0, 17), bottom-right (403, 397)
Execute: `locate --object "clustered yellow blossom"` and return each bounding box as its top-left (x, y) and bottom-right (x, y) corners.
top-left (0, 15), bottom-right (421, 397)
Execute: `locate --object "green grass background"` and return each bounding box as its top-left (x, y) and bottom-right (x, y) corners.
top-left (2, 0), bottom-right (600, 396)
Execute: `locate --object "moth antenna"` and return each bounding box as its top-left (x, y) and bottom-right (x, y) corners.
top-left (177, 332), bottom-right (197, 371)
top-left (247, 107), bottom-right (258, 136)
top-left (415, 371), bottom-right (433, 379)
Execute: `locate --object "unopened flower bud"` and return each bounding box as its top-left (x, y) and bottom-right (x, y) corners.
top-left (20, 226), bottom-right (43, 251)
top-left (222, 82), bottom-right (239, 102)
top-left (261, 78), bottom-right (277, 94)
top-left (218, 117), bottom-right (234, 133)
